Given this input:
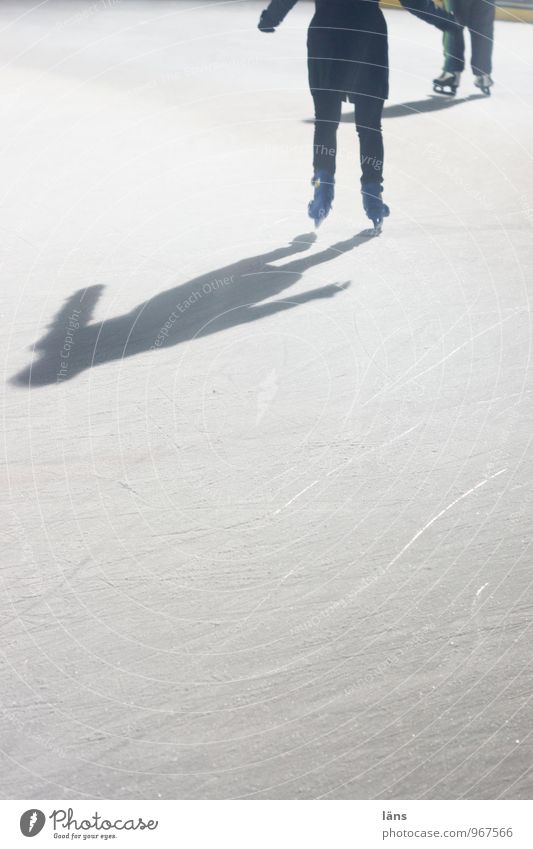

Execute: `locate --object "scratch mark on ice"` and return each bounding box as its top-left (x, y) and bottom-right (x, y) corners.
top-left (274, 479), bottom-right (319, 515)
top-left (326, 422), bottom-right (421, 478)
top-left (386, 468), bottom-right (507, 573)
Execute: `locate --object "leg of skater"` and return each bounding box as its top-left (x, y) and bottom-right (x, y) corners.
top-left (469, 0), bottom-right (496, 93)
top-left (353, 94), bottom-right (389, 233)
top-left (355, 96), bottom-right (384, 186)
top-left (308, 89), bottom-right (342, 227)
top-left (433, 0), bottom-right (465, 94)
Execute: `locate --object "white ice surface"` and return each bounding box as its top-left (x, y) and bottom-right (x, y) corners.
top-left (1, 0), bottom-right (533, 799)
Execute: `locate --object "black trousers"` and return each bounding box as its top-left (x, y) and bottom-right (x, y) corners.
top-left (312, 90), bottom-right (385, 186)
top-left (443, 0), bottom-right (495, 75)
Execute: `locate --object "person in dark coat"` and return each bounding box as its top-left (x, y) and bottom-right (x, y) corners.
top-left (258, 0), bottom-right (459, 231)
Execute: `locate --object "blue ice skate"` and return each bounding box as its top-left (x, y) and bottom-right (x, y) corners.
top-left (361, 181), bottom-right (390, 235)
top-left (308, 170), bottom-right (335, 228)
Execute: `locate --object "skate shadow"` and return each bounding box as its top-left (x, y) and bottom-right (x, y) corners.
top-left (11, 231), bottom-right (373, 388)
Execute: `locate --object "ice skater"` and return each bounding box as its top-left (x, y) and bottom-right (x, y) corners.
top-left (433, 0), bottom-right (495, 96)
top-left (258, 0), bottom-right (459, 233)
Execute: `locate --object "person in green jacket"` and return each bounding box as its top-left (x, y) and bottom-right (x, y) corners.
top-left (433, 0), bottom-right (495, 95)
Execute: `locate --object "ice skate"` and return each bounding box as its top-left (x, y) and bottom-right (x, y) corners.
top-left (361, 182), bottom-right (390, 235)
top-left (433, 70), bottom-right (461, 95)
top-left (474, 73), bottom-right (493, 95)
top-left (308, 170), bottom-right (335, 228)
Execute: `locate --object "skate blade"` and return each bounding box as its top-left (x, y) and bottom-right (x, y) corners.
top-left (474, 80), bottom-right (493, 96)
top-left (312, 214), bottom-right (326, 229)
top-left (433, 83), bottom-right (457, 96)
top-left (362, 222), bottom-right (383, 237)
top-left (309, 210), bottom-right (331, 229)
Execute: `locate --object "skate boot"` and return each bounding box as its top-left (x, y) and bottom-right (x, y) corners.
top-left (308, 170), bottom-right (334, 228)
top-left (474, 74), bottom-right (493, 95)
top-left (433, 71), bottom-right (461, 96)
top-left (361, 182), bottom-right (390, 235)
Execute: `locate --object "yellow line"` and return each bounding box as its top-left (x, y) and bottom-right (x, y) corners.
top-left (382, 0), bottom-right (533, 22)
top-left (495, 5), bottom-right (533, 21)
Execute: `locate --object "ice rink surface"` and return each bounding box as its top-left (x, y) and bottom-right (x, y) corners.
top-left (1, 0), bottom-right (533, 799)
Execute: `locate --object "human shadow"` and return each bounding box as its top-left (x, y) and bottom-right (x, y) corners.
top-left (302, 93), bottom-right (485, 125)
top-left (12, 231), bottom-right (373, 388)
top-left (347, 93), bottom-right (486, 121)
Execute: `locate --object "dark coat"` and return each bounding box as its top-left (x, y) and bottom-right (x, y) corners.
top-left (263, 0), bottom-right (388, 101)
top-left (260, 0), bottom-right (459, 102)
